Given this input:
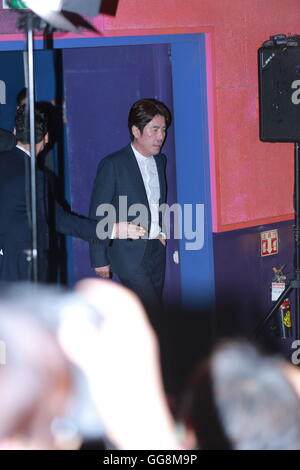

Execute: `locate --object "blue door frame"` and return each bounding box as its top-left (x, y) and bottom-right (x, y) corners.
top-left (0, 33), bottom-right (215, 310)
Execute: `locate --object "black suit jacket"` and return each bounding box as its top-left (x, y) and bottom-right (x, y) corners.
top-left (0, 147), bottom-right (97, 282)
top-left (89, 144), bottom-right (167, 277)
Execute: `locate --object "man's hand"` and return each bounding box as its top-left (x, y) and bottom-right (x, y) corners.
top-left (95, 265), bottom-right (110, 279)
top-left (115, 222), bottom-right (146, 239)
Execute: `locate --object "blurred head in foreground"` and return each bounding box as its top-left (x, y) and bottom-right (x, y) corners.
top-left (183, 340), bottom-right (300, 450)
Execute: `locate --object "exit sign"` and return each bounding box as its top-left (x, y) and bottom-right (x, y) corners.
top-left (261, 229), bottom-right (279, 257)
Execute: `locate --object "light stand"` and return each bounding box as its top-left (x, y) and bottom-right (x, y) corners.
top-left (26, 11), bottom-right (38, 282)
top-left (254, 142), bottom-right (300, 339)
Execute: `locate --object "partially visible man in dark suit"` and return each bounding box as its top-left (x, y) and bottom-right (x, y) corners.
top-left (89, 99), bottom-right (171, 329)
top-left (0, 104), bottom-right (144, 283)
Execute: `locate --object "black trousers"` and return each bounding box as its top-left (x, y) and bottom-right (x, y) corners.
top-left (118, 239), bottom-right (166, 331)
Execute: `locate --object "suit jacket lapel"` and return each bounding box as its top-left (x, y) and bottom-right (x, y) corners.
top-left (154, 154), bottom-right (166, 205)
top-left (36, 168), bottom-right (48, 222)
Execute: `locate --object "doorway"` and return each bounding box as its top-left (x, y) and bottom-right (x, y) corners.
top-left (0, 33), bottom-right (215, 310)
top-left (62, 43), bottom-right (180, 305)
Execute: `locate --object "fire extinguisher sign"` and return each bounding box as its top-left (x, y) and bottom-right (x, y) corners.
top-left (260, 229), bottom-right (279, 257)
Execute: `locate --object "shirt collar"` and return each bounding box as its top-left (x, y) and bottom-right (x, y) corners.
top-left (131, 144), bottom-right (153, 162)
top-left (16, 144), bottom-right (31, 158)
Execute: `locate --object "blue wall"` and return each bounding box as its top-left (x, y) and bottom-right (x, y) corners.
top-left (171, 38), bottom-right (215, 310)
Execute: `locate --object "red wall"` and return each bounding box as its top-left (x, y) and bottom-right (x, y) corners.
top-left (1, 0), bottom-right (299, 232)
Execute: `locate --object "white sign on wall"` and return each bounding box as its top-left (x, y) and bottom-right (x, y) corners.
top-left (260, 229), bottom-right (279, 257)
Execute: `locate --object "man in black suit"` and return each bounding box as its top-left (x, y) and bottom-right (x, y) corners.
top-left (89, 98), bottom-right (171, 328)
top-left (0, 104), bottom-right (144, 283)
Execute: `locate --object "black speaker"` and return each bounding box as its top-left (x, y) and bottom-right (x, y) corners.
top-left (258, 44), bottom-right (300, 142)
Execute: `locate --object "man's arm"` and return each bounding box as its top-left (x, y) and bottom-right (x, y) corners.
top-left (89, 157), bottom-right (116, 269)
top-left (42, 167), bottom-right (98, 241)
top-left (48, 168), bottom-right (145, 247)
top-left (55, 202), bottom-right (98, 240)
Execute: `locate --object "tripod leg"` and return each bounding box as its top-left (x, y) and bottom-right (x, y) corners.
top-left (253, 284), bottom-right (293, 337)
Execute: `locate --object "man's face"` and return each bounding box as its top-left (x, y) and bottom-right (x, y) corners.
top-left (132, 114), bottom-right (166, 157)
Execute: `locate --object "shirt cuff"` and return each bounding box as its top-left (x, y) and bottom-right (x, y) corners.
top-left (111, 223), bottom-right (117, 239)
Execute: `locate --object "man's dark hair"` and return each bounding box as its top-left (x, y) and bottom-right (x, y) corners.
top-left (15, 104), bottom-right (48, 144)
top-left (128, 98), bottom-right (171, 141)
top-left (16, 87), bottom-right (27, 107)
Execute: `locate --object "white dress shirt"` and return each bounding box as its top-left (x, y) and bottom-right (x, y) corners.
top-left (131, 144), bottom-right (161, 239)
top-left (16, 144), bottom-right (31, 157)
